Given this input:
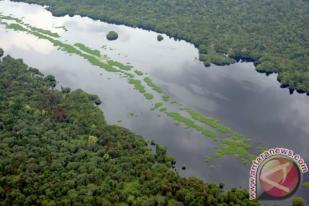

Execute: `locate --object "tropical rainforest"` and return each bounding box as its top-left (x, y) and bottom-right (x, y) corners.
top-left (12, 0), bottom-right (309, 93)
top-left (0, 50), bottom-right (261, 205)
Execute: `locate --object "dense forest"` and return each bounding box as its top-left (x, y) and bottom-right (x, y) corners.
top-left (0, 49), bottom-right (260, 205)
top-left (12, 0), bottom-right (309, 93)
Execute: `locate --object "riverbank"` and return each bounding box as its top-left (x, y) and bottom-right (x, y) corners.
top-left (0, 50), bottom-right (260, 205)
top-left (11, 0), bottom-right (309, 93)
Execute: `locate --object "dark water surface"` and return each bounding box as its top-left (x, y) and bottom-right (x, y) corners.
top-left (0, 0), bottom-right (308, 204)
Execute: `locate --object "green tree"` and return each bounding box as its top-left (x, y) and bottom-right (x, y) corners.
top-left (0, 51), bottom-right (261, 206)
top-left (17, 0), bottom-right (309, 92)
top-left (106, 31), bottom-right (118, 40)
top-left (157, 35), bottom-right (163, 41)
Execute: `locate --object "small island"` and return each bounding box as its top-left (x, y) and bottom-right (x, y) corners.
top-left (106, 31), bottom-right (118, 40)
top-left (157, 34), bottom-right (163, 41)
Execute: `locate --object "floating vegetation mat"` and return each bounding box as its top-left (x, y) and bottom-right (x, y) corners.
top-left (0, 13), bottom-right (263, 163)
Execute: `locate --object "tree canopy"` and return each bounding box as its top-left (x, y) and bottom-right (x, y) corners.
top-left (0, 53), bottom-right (260, 205)
top-left (106, 31), bottom-right (118, 41)
top-left (12, 0), bottom-right (309, 93)
top-left (157, 35), bottom-right (164, 42)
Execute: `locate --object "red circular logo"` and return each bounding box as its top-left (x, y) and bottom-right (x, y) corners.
top-left (259, 157), bottom-right (301, 198)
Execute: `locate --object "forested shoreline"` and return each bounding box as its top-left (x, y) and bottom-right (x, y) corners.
top-left (0, 12), bottom-right (261, 163)
top-left (12, 0), bottom-right (309, 93)
top-left (0, 50), bottom-right (260, 205)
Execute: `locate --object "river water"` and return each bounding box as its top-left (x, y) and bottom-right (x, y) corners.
top-left (0, 0), bottom-right (308, 204)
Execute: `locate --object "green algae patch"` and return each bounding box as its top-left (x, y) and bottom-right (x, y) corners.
top-left (159, 107), bottom-right (167, 112)
top-left (6, 23), bottom-right (28, 32)
top-left (108, 60), bottom-right (133, 71)
top-left (256, 146), bottom-right (267, 154)
top-left (304, 182), bottom-right (309, 189)
top-left (162, 95), bottom-right (170, 102)
top-left (120, 71), bottom-right (135, 78)
top-left (1, 15), bottom-right (151, 101)
top-left (186, 109), bottom-right (231, 133)
top-left (216, 134), bottom-right (255, 163)
top-left (201, 130), bottom-right (218, 139)
top-left (30, 26), bottom-right (60, 38)
top-left (74, 43), bottom-right (101, 57)
top-left (0, 14), bottom-right (22, 23)
top-left (0, 13), bottom-right (261, 164)
top-left (33, 33), bottom-right (118, 73)
top-left (1, 14), bottom-right (58, 38)
top-left (55, 25), bottom-right (67, 31)
top-left (144, 77), bottom-right (162, 93)
top-left (128, 79), bottom-right (146, 93)
top-left (204, 156), bottom-right (213, 162)
top-left (1, 16), bottom-right (120, 74)
top-left (144, 93), bottom-right (154, 100)
top-left (78, 52), bottom-right (118, 72)
top-left (134, 70), bottom-right (143, 76)
top-left (152, 102), bottom-right (163, 110)
top-left (166, 112), bottom-right (217, 139)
